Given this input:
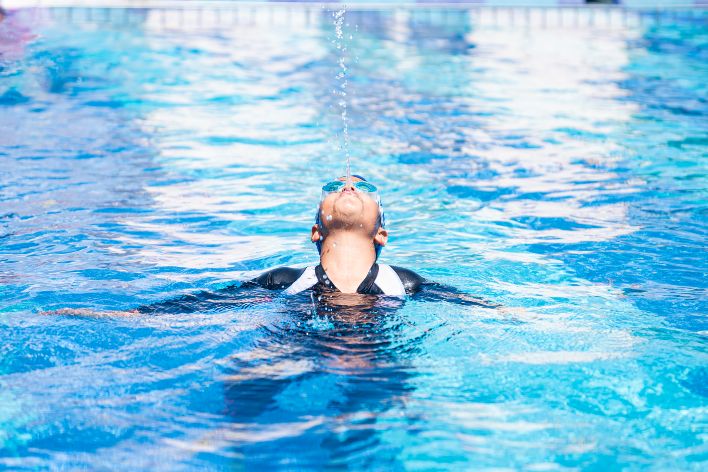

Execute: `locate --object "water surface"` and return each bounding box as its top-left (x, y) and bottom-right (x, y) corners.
top-left (1, 7), bottom-right (706, 469)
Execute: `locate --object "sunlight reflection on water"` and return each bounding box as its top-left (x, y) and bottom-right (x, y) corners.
top-left (1, 5), bottom-right (706, 470)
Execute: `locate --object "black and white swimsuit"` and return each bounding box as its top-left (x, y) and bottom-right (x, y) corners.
top-left (136, 265), bottom-right (496, 315)
top-left (253, 263), bottom-right (425, 297)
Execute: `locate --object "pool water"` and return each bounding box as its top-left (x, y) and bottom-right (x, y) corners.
top-left (1, 6), bottom-right (706, 469)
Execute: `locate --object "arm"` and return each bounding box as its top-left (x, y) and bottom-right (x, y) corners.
top-left (414, 282), bottom-right (500, 308)
top-left (250, 266), bottom-right (306, 290)
top-left (135, 288), bottom-right (269, 315)
top-left (391, 266), bottom-right (499, 308)
top-left (46, 267), bottom-right (304, 317)
top-left (135, 266), bottom-right (306, 314)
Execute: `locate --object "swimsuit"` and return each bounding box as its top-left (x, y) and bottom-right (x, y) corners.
top-left (253, 263), bottom-right (425, 297)
top-left (137, 266), bottom-right (495, 315)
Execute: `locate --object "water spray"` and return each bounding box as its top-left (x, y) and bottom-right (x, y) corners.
top-left (333, 8), bottom-right (351, 188)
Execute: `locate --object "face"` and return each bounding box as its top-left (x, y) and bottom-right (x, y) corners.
top-left (311, 176), bottom-right (387, 247)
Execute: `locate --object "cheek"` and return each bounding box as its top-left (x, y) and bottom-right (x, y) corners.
top-left (364, 201), bottom-right (381, 221)
top-left (319, 200), bottom-right (334, 217)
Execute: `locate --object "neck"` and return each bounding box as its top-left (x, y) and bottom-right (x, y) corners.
top-left (319, 230), bottom-right (376, 293)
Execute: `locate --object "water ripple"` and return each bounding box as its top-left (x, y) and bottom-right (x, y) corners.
top-left (0, 6), bottom-right (706, 470)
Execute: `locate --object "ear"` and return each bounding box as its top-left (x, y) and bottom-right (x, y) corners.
top-left (311, 224), bottom-right (323, 243)
top-left (373, 227), bottom-right (388, 247)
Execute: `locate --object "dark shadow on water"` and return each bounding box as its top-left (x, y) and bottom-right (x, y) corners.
top-left (219, 292), bottom-right (420, 468)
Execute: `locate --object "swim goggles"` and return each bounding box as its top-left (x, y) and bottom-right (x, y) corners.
top-left (321, 179), bottom-right (378, 194)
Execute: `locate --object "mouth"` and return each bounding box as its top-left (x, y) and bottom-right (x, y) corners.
top-left (337, 188), bottom-right (360, 199)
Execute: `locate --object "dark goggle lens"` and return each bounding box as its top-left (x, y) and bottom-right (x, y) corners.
top-left (354, 181), bottom-right (377, 193)
top-left (322, 181), bottom-right (345, 192)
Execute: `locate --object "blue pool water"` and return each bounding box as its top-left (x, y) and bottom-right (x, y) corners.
top-left (1, 6), bottom-right (707, 469)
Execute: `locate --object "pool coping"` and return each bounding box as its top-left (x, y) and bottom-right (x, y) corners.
top-left (4, 1), bottom-right (707, 10)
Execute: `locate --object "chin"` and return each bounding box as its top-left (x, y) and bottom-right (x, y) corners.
top-left (334, 196), bottom-right (363, 216)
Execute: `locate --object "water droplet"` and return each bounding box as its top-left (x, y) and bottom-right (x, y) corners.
top-left (326, 214), bottom-right (332, 221)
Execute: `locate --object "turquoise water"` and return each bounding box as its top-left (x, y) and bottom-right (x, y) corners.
top-left (1, 7), bottom-right (707, 469)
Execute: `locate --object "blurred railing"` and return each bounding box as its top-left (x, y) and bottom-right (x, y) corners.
top-left (4, 0), bottom-right (708, 7)
top-left (3, 1), bottom-right (706, 29)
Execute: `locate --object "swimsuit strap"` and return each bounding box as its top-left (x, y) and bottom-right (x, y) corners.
top-left (283, 266), bottom-right (318, 295)
top-left (374, 264), bottom-right (406, 297)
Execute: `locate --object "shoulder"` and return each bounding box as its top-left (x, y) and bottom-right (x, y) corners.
top-left (253, 266), bottom-right (307, 290)
top-left (388, 265), bottom-right (426, 294)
